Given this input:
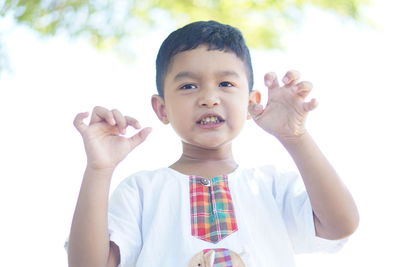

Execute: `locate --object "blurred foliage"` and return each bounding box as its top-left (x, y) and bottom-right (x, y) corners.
top-left (0, 0), bottom-right (369, 69)
top-left (1, 0), bottom-right (370, 47)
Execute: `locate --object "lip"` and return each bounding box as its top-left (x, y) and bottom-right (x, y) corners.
top-left (196, 113), bottom-right (225, 129)
top-left (196, 113), bottom-right (225, 123)
top-left (197, 121), bottom-right (224, 129)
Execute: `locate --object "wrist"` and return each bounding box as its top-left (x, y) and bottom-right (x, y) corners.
top-left (276, 129), bottom-right (309, 145)
top-left (84, 165), bottom-right (115, 179)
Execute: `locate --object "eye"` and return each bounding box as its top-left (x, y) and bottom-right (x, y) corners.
top-left (219, 81), bottom-right (234, 87)
top-left (180, 84), bottom-right (197, 90)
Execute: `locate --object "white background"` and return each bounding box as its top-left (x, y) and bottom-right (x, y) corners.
top-left (0, 0), bottom-right (399, 266)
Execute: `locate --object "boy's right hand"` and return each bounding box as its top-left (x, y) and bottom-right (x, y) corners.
top-left (73, 106), bottom-right (152, 171)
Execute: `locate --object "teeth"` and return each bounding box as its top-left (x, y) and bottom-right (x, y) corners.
top-left (200, 116), bottom-right (220, 124)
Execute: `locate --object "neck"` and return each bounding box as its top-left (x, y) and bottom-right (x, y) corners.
top-left (181, 141), bottom-right (235, 161)
top-left (169, 141), bottom-right (238, 178)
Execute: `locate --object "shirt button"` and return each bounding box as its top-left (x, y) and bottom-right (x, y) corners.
top-left (200, 178), bottom-right (210, 186)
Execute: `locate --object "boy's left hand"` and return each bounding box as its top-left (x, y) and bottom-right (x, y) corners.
top-left (249, 70), bottom-right (318, 142)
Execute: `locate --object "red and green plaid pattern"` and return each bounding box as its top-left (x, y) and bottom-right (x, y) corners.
top-left (203, 248), bottom-right (233, 267)
top-left (189, 175), bottom-right (238, 244)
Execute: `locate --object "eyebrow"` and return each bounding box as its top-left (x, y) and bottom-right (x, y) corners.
top-left (217, 70), bottom-right (240, 78)
top-left (173, 72), bottom-right (198, 82)
top-left (173, 70), bottom-right (240, 82)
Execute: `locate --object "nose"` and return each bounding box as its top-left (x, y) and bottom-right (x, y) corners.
top-left (198, 89), bottom-right (220, 108)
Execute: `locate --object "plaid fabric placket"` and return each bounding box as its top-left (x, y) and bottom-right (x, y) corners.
top-left (190, 175), bottom-right (238, 244)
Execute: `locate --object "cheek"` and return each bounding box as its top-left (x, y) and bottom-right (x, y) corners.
top-left (234, 96), bottom-right (250, 116)
top-left (166, 103), bottom-right (192, 127)
top-left (227, 102), bottom-right (249, 128)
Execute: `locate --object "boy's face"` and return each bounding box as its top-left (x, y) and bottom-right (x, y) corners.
top-left (152, 45), bottom-right (259, 150)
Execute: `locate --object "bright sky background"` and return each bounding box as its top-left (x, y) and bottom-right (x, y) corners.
top-left (0, 0), bottom-right (399, 266)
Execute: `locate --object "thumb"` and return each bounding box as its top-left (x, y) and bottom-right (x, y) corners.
top-left (248, 103), bottom-right (264, 120)
top-left (73, 112), bottom-right (89, 134)
top-left (128, 127), bottom-right (152, 150)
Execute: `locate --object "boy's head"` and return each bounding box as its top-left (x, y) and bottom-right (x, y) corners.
top-left (156, 20), bottom-right (254, 97)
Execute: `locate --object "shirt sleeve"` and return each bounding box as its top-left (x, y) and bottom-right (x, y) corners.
top-left (108, 175), bottom-right (143, 266)
top-left (270, 167), bottom-right (348, 254)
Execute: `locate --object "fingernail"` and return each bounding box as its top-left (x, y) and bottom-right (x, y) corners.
top-left (283, 77), bottom-right (290, 84)
top-left (265, 80), bottom-right (272, 87)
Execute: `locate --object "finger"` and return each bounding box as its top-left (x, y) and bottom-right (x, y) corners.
top-left (125, 116), bottom-right (141, 130)
top-left (303, 98), bottom-right (318, 112)
top-left (73, 112), bottom-right (89, 134)
top-left (248, 103), bottom-right (264, 121)
top-left (283, 70), bottom-right (300, 85)
top-left (128, 127), bottom-right (152, 150)
top-left (293, 81), bottom-right (313, 98)
top-left (264, 72), bottom-right (279, 89)
top-left (111, 109), bottom-right (127, 134)
top-left (90, 106), bottom-right (116, 126)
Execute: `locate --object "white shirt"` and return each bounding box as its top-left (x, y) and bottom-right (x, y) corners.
top-left (108, 166), bottom-right (346, 267)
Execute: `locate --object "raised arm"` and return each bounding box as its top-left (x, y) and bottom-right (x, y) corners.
top-left (68, 106), bottom-right (151, 267)
top-left (248, 71), bottom-right (359, 240)
top-left (279, 131), bottom-right (359, 239)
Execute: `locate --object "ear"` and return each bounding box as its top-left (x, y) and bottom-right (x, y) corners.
top-left (204, 250), bottom-right (215, 267)
top-left (151, 94), bottom-right (169, 124)
top-left (249, 90), bottom-right (261, 104)
top-left (247, 90), bottom-right (261, 119)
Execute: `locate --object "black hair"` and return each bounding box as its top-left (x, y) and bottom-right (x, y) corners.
top-left (155, 20), bottom-right (254, 97)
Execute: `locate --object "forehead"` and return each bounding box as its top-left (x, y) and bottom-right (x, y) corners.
top-left (165, 46), bottom-right (247, 80)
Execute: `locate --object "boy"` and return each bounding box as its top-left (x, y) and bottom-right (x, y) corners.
top-left (67, 21), bottom-right (359, 267)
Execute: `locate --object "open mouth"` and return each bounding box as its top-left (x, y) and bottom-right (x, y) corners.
top-left (196, 115), bottom-right (225, 125)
